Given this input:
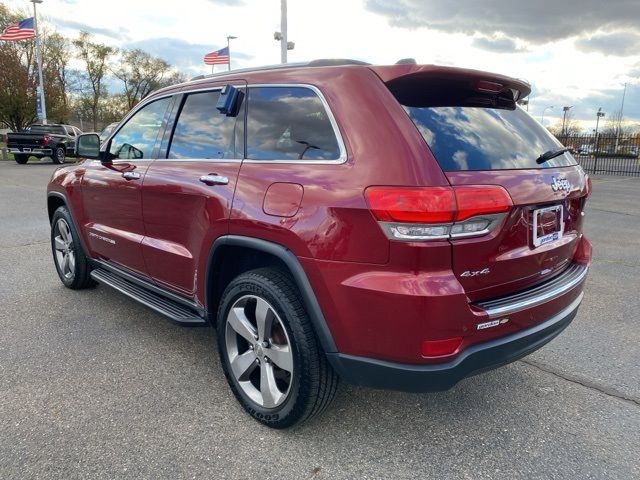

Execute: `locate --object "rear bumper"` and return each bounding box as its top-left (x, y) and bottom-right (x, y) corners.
top-left (7, 147), bottom-right (52, 156)
top-left (327, 292), bottom-right (583, 392)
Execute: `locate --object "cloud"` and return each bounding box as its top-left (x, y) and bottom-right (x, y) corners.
top-left (472, 36), bottom-right (527, 53)
top-left (575, 31), bottom-right (640, 56)
top-left (365, 0), bottom-right (640, 44)
top-left (49, 18), bottom-right (128, 41)
top-left (206, 0), bottom-right (245, 4)
top-left (126, 37), bottom-right (252, 73)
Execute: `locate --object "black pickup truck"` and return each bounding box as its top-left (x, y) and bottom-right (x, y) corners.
top-left (7, 124), bottom-right (83, 164)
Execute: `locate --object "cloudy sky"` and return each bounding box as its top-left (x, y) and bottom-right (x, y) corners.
top-left (4, 0), bottom-right (640, 131)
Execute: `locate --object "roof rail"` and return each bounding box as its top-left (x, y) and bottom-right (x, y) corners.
top-left (188, 58), bottom-right (369, 82)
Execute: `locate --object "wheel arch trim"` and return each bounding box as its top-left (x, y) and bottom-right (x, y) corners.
top-left (206, 235), bottom-right (338, 353)
top-left (47, 191), bottom-right (90, 255)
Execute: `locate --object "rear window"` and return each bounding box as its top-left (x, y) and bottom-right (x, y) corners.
top-left (403, 105), bottom-right (577, 171)
top-left (28, 125), bottom-right (66, 135)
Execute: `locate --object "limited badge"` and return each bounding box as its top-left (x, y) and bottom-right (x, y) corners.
top-left (476, 318), bottom-right (509, 330)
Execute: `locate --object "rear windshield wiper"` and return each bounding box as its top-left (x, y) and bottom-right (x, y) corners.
top-left (536, 148), bottom-right (571, 164)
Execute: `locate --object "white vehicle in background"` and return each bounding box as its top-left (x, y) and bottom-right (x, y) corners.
top-left (578, 144), bottom-right (594, 156)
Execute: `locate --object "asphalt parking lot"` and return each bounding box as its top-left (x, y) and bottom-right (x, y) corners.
top-left (0, 160), bottom-right (638, 480)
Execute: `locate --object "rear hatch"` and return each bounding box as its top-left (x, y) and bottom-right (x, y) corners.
top-left (378, 66), bottom-right (589, 300)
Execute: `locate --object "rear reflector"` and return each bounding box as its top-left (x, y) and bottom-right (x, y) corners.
top-left (421, 337), bottom-right (463, 357)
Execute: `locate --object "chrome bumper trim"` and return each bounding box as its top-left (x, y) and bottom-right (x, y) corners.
top-left (476, 263), bottom-right (588, 318)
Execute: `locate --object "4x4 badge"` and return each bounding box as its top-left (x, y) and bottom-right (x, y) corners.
top-left (551, 176), bottom-right (571, 192)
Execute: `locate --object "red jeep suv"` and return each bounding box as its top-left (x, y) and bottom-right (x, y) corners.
top-left (47, 60), bottom-right (591, 428)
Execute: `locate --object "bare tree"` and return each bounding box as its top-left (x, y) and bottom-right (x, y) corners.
top-left (548, 110), bottom-right (581, 138)
top-left (603, 108), bottom-right (628, 137)
top-left (112, 49), bottom-right (174, 110)
top-left (73, 32), bottom-right (116, 130)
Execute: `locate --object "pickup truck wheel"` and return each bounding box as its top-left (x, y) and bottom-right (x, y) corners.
top-left (51, 206), bottom-right (94, 289)
top-left (217, 268), bottom-right (338, 429)
top-left (53, 146), bottom-right (65, 164)
top-left (14, 154), bottom-right (28, 164)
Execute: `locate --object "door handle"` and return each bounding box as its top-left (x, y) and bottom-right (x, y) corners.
top-left (122, 171), bottom-right (141, 180)
top-left (200, 174), bottom-right (229, 186)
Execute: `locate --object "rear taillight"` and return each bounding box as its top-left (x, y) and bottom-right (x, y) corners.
top-left (42, 135), bottom-right (50, 146)
top-left (365, 185), bottom-right (512, 241)
top-left (585, 174), bottom-right (593, 198)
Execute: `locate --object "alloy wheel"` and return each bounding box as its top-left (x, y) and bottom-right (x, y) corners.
top-left (53, 218), bottom-right (75, 280)
top-left (225, 295), bottom-right (294, 408)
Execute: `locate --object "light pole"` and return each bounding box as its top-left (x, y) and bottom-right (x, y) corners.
top-left (226, 35), bottom-right (237, 71)
top-left (31, 0), bottom-right (47, 125)
top-left (562, 106), bottom-right (573, 137)
top-left (615, 83), bottom-right (627, 152)
top-left (594, 107), bottom-right (605, 163)
top-left (541, 106), bottom-right (554, 126)
top-left (274, 0), bottom-right (294, 63)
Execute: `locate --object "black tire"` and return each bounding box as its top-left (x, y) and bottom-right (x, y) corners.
top-left (217, 268), bottom-right (338, 428)
top-left (14, 154), bottom-right (28, 164)
top-left (53, 146), bottom-right (65, 164)
top-left (50, 206), bottom-right (94, 289)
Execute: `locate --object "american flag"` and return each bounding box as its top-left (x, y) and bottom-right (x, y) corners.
top-left (204, 46), bottom-right (229, 65)
top-left (0, 17), bottom-right (36, 41)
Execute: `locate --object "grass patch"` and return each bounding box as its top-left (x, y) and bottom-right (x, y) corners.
top-left (0, 142), bottom-right (15, 161)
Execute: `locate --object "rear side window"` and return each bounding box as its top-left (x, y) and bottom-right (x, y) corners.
top-left (404, 106), bottom-right (577, 171)
top-left (246, 86), bottom-right (340, 161)
top-left (169, 90), bottom-right (243, 160)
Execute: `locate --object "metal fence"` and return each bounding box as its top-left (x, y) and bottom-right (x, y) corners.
top-left (558, 134), bottom-right (640, 177)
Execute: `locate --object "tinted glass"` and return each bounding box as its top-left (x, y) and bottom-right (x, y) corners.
top-left (109, 97), bottom-right (170, 160)
top-left (29, 125), bottom-right (65, 135)
top-left (246, 87), bottom-right (340, 160)
top-left (169, 90), bottom-right (242, 160)
top-left (404, 106), bottom-right (577, 171)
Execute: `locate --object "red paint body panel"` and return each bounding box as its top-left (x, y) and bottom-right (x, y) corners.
top-left (81, 160), bottom-right (151, 276)
top-left (141, 160), bottom-right (241, 300)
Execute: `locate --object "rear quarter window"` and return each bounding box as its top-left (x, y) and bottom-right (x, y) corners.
top-left (404, 105), bottom-right (577, 171)
top-left (246, 86), bottom-right (341, 161)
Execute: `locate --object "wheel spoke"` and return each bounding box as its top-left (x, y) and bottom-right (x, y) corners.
top-left (57, 220), bottom-right (70, 243)
top-left (54, 236), bottom-right (66, 251)
top-left (230, 350), bottom-right (258, 381)
top-left (265, 344), bottom-right (293, 373)
top-left (255, 297), bottom-right (273, 342)
top-left (260, 362), bottom-right (284, 408)
top-left (67, 251), bottom-right (76, 274)
top-left (61, 253), bottom-right (69, 274)
top-left (228, 307), bottom-right (257, 344)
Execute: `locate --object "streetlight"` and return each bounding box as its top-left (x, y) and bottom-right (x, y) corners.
top-left (226, 35), bottom-right (237, 71)
top-left (562, 105), bottom-right (573, 137)
top-left (274, 0), bottom-right (294, 63)
top-left (541, 106), bottom-right (554, 126)
top-left (30, 0), bottom-right (47, 125)
top-left (594, 107), bottom-right (605, 159)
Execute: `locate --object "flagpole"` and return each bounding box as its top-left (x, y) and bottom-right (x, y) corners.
top-left (31, 0), bottom-right (47, 125)
top-left (226, 35), bottom-right (237, 72)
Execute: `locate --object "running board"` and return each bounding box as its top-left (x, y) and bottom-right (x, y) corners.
top-left (90, 268), bottom-right (206, 325)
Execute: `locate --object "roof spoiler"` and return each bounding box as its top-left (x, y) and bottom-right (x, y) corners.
top-left (371, 64), bottom-right (531, 108)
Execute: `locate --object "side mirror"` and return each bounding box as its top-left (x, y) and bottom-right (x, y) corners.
top-left (76, 133), bottom-right (104, 161)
